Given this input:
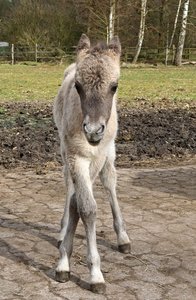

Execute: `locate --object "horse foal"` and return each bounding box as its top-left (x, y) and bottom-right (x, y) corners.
top-left (53, 34), bottom-right (130, 294)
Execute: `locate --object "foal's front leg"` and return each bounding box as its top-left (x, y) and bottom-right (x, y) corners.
top-left (100, 158), bottom-right (130, 253)
top-left (73, 157), bottom-right (105, 293)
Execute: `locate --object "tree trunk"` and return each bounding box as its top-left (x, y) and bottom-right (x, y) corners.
top-left (165, 0), bottom-right (182, 65)
top-left (165, 21), bottom-right (169, 65)
top-left (158, 0), bottom-right (167, 48)
top-left (108, 0), bottom-right (116, 42)
top-left (169, 0), bottom-right (182, 50)
top-left (132, 0), bottom-right (147, 64)
top-left (174, 0), bottom-right (190, 66)
top-left (87, 1), bottom-right (93, 36)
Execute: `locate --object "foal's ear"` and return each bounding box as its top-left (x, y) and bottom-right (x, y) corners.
top-left (77, 34), bottom-right (90, 61)
top-left (108, 36), bottom-right (121, 57)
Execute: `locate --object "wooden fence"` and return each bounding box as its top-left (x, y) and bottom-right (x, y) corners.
top-left (0, 44), bottom-right (196, 64)
top-left (0, 44), bottom-right (74, 64)
top-left (123, 47), bottom-right (196, 64)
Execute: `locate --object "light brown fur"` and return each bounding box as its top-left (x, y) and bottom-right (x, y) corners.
top-left (53, 34), bottom-right (130, 293)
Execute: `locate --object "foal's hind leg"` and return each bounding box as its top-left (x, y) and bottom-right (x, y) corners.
top-left (100, 158), bottom-right (130, 253)
top-left (58, 166), bottom-right (74, 244)
top-left (56, 166), bottom-right (79, 282)
top-left (56, 193), bottom-right (79, 282)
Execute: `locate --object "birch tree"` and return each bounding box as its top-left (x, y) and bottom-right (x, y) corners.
top-left (169, 0), bottom-right (182, 50)
top-left (108, 0), bottom-right (116, 42)
top-left (165, 0), bottom-right (182, 65)
top-left (132, 0), bottom-right (147, 64)
top-left (174, 0), bottom-right (190, 66)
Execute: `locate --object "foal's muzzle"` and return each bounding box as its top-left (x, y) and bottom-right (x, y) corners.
top-left (83, 120), bottom-right (106, 146)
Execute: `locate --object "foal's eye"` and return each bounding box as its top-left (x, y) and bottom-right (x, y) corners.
top-left (75, 81), bottom-right (82, 94)
top-left (111, 83), bottom-right (118, 93)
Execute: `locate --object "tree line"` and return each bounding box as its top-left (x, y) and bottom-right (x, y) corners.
top-left (0, 0), bottom-right (195, 65)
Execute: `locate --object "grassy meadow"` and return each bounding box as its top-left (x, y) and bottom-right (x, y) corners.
top-left (0, 63), bottom-right (195, 107)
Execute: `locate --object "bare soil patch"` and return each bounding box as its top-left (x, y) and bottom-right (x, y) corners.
top-left (0, 101), bottom-right (195, 169)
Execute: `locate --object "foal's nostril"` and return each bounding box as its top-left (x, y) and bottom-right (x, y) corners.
top-left (96, 125), bottom-right (105, 135)
top-left (83, 123), bottom-right (87, 132)
top-left (83, 123), bottom-right (90, 134)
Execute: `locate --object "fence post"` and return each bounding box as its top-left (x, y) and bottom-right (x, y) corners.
top-left (11, 44), bottom-right (14, 65)
top-left (35, 43), bottom-right (38, 62)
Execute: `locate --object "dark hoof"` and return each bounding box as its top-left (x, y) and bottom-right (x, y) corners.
top-left (90, 282), bottom-right (106, 294)
top-left (118, 243), bottom-right (131, 254)
top-left (57, 240), bottom-right (62, 249)
top-left (55, 271), bottom-right (70, 283)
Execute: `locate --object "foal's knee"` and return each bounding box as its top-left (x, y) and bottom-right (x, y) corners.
top-left (78, 198), bottom-right (97, 221)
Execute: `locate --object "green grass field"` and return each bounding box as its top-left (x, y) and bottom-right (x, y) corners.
top-left (0, 63), bottom-right (195, 106)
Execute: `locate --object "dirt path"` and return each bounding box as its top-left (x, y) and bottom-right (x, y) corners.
top-left (0, 165), bottom-right (196, 300)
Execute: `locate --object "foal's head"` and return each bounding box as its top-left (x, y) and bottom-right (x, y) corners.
top-left (75, 34), bottom-right (121, 146)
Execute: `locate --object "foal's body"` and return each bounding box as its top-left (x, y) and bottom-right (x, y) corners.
top-left (53, 34), bottom-right (130, 293)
